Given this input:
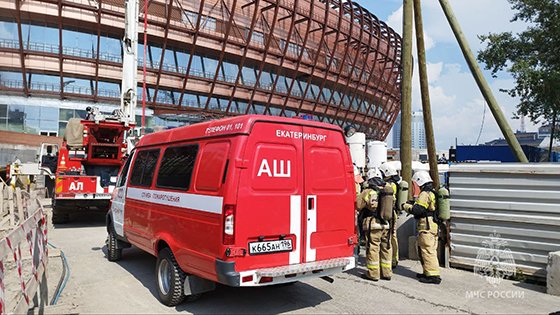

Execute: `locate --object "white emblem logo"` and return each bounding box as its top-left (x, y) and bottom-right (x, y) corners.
top-left (474, 232), bottom-right (516, 287)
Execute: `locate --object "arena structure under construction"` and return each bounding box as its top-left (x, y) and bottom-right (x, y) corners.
top-left (0, 0), bottom-right (401, 139)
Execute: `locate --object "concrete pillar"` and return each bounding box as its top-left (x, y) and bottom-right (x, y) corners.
top-left (548, 251), bottom-right (560, 296)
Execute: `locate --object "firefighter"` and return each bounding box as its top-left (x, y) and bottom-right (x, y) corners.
top-left (402, 171), bottom-right (442, 284)
top-left (357, 170), bottom-right (393, 281)
top-left (354, 165), bottom-right (365, 250)
top-left (379, 162), bottom-right (400, 268)
top-left (354, 165), bottom-right (364, 196)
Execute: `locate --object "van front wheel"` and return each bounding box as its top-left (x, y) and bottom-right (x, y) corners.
top-left (107, 225), bottom-right (122, 262)
top-left (156, 248), bottom-right (186, 306)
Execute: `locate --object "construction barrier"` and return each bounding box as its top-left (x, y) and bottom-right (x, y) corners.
top-left (0, 198), bottom-right (48, 314)
top-left (449, 163), bottom-right (560, 279)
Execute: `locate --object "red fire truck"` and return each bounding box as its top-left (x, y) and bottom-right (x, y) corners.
top-left (51, 115), bottom-right (134, 223)
top-left (50, 0), bottom-right (139, 223)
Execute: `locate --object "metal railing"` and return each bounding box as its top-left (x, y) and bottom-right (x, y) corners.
top-left (0, 79), bottom-right (119, 99)
top-left (0, 39), bottom-right (122, 63)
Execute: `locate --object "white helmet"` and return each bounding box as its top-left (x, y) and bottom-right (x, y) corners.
top-left (379, 163), bottom-right (398, 178)
top-left (412, 171), bottom-right (433, 187)
top-left (367, 168), bottom-right (382, 180)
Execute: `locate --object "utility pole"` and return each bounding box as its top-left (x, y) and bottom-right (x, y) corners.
top-left (438, 0), bottom-right (528, 163)
top-left (401, 0), bottom-right (414, 195)
top-left (413, 0), bottom-right (439, 188)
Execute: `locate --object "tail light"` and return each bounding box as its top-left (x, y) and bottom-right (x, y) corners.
top-left (259, 276), bottom-right (273, 284)
top-left (223, 204), bottom-right (235, 245)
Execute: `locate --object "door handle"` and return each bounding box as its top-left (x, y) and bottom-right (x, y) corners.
top-left (307, 195), bottom-right (316, 211)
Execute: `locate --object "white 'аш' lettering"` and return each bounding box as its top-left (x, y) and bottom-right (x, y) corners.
top-left (257, 159), bottom-right (291, 178)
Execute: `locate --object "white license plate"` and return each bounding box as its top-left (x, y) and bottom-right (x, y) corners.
top-left (249, 239), bottom-right (293, 255)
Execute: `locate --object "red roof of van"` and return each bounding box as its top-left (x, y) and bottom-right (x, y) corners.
top-left (137, 115), bottom-right (344, 147)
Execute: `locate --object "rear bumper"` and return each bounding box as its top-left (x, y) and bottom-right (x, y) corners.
top-left (215, 256), bottom-right (355, 287)
top-left (55, 193), bottom-right (112, 200)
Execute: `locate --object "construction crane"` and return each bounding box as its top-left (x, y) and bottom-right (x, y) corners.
top-left (44, 0), bottom-right (140, 223)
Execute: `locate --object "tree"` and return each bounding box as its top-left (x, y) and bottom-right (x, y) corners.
top-left (477, 0), bottom-right (559, 160)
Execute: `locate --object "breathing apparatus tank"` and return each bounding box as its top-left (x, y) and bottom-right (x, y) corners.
top-left (397, 180), bottom-right (409, 212)
top-left (378, 183), bottom-right (395, 221)
top-left (437, 187), bottom-right (451, 220)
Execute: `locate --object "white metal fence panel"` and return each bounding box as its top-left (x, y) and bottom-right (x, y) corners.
top-left (448, 164), bottom-right (560, 279)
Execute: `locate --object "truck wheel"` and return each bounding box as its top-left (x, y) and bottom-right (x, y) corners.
top-left (156, 247), bottom-right (186, 306)
top-left (107, 225), bottom-right (122, 262)
top-left (52, 209), bottom-right (69, 224)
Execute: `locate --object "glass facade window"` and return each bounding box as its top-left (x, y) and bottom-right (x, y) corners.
top-left (149, 45), bottom-right (162, 68)
top-left (8, 105), bottom-right (24, 132)
top-left (23, 23), bottom-right (59, 47)
top-left (182, 10), bottom-right (198, 26)
top-left (252, 31), bottom-right (264, 46)
top-left (182, 11), bottom-right (216, 32)
top-left (0, 104), bottom-right (58, 134)
top-left (62, 29), bottom-right (97, 58)
top-left (176, 50), bottom-right (190, 73)
top-left (0, 104), bottom-right (7, 130)
top-left (99, 34), bottom-right (121, 62)
top-left (287, 42), bottom-right (302, 56)
top-left (183, 93), bottom-right (199, 107)
top-left (0, 1), bottom-right (400, 140)
top-left (204, 16), bottom-right (217, 32)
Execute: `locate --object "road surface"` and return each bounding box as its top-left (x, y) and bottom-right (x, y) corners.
top-left (48, 213), bottom-right (560, 314)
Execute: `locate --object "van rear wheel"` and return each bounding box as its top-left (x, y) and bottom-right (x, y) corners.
top-left (156, 248), bottom-right (186, 306)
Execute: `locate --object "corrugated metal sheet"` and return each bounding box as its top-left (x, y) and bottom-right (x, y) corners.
top-left (448, 163), bottom-right (560, 279)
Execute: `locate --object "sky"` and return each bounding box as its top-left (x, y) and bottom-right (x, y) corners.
top-left (357, 0), bottom-right (535, 149)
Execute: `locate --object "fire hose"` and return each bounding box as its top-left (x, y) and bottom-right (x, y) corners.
top-left (48, 242), bottom-right (70, 305)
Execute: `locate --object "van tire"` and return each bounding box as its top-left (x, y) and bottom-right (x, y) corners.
top-left (107, 225), bottom-right (122, 262)
top-left (156, 248), bottom-right (186, 306)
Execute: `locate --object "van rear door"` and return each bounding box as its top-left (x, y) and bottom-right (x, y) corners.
top-left (234, 121), bottom-right (354, 271)
top-left (302, 126), bottom-right (354, 262)
top-left (235, 122), bottom-right (304, 270)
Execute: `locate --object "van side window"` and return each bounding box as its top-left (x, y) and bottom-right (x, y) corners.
top-left (116, 152), bottom-right (134, 187)
top-left (129, 149), bottom-right (160, 187)
top-left (156, 144), bottom-right (199, 190)
top-left (195, 142), bottom-right (230, 192)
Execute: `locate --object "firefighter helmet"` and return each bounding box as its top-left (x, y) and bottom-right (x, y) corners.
top-left (412, 171), bottom-right (432, 187)
top-left (379, 163), bottom-right (398, 178)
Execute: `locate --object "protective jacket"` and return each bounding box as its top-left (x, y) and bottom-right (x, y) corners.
top-left (404, 189), bottom-right (438, 232)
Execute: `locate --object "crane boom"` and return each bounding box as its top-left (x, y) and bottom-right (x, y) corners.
top-left (120, 0), bottom-right (139, 126)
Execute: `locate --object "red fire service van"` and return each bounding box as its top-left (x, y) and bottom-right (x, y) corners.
top-left (106, 115), bottom-right (357, 306)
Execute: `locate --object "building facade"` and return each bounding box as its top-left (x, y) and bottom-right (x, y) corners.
top-left (391, 111), bottom-right (426, 149)
top-left (0, 0), bottom-right (402, 139)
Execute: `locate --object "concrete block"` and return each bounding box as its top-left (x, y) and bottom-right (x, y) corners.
top-left (548, 251), bottom-right (560, 296)
top-left (408, 235), bottom-right (418, 260)
top-left (396, 215), bottom-right (415, 258)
